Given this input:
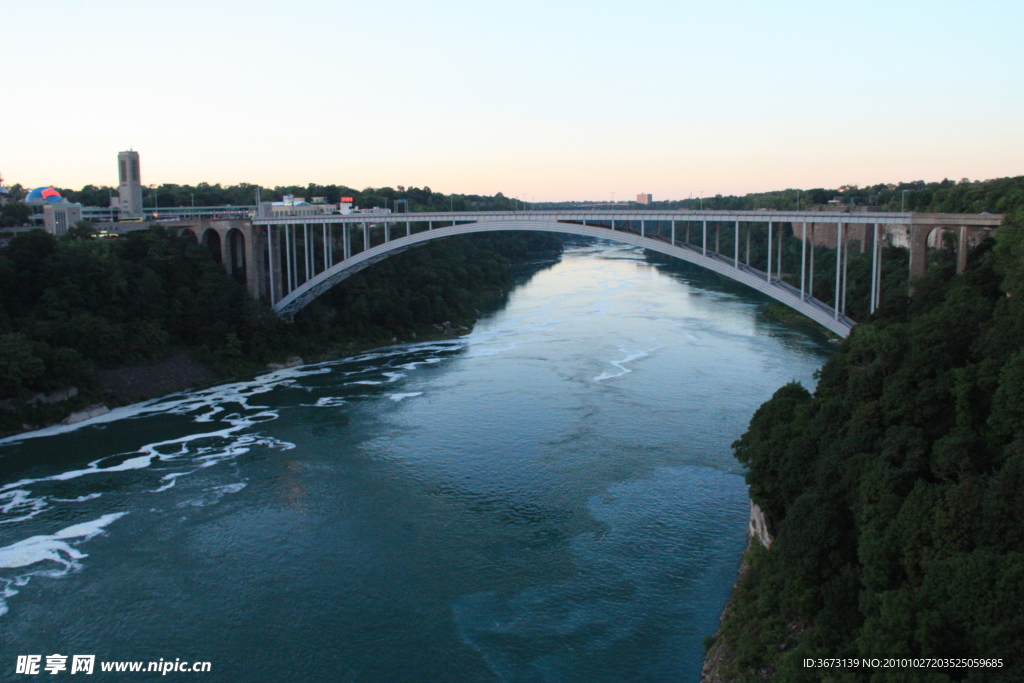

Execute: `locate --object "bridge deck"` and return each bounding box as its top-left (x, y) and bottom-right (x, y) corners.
top-left (254, 209), bottom-right (1003, 228)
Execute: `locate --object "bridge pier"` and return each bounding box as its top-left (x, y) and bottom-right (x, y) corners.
top-left (245, 224), bottom-right (266, 301)
top-left (884, 222), bottom-right (987, 293)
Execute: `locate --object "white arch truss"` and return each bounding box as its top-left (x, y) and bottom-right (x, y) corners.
top-left (266, 219), bottom-right (857, 337)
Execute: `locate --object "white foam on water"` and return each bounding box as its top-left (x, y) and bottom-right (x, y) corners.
top-left (594, 349), bottom-right (657, 382)
top-left (0, 361), bottom-right (335, 447)
top-left (311, 397), bottom-right (347, 407)
top-left (0, 489), bottom-right (47, 525)
top-left (50, 493), bottom-right (103, 503)
top-left (0, 512), bottom-right (127, 617)
top-left (0, 341), bottom-right (466, 617)
top-left (175, 482), bottom-right (247, 508)
top-left (150, 471), bottom-right (195, 493)
top-left (387, 393), bottom-right (423, 402)
top-left (0, 409), bottom-right (292, 588)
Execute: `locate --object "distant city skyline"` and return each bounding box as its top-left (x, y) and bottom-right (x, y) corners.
top-left (5, 0), bottom-right (1023, 201)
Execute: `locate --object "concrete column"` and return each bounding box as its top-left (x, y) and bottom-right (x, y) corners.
top-left (406, 221), bottom-right (411, 236)
top-left (362, 222), bottom-right (369, 251)
top-left (702, 220), bottom-right (707, 256)
top-left (671, 220), bottom-right (676, 246)
top-left (267, 226), bottom-right (276, 305)
top-left (957, 226), bottom-right (969, 274)
top-left (284, 225), bottom-right (293, 293)
top-left (800, 222), bottom-right (807, 300)
top-left (809, 224), bottom-right (815, 299)
top-left (217, 227), bottom-right (232, 276)
top-left (344, 225), bottom-right (351, 260)
top-left (641, 220), bottom-right (645, 237)
top-left (908, 224), bottom-right (928, 287)
top-left (243, 223), bottom-right (262, 300)
top-left (835, 223), bottom-right (843, 319)
top-left (734, 221), bottom-right (740, 267)
top-left (842, 227), bottom-right (849, 314)
top-left (323, 225), bottom-right (329, 268)
top-left (777, 225), bottom-right (783, 280)
top-left (274, 226), bottom-right (285, 301)
top-left (870, 223), bottom-right (880, 314)
top-left (767, 221), bottom-right (773, 283)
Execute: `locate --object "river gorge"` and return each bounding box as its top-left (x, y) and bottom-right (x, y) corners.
top-left (0, 241), bottom-right (832, 682)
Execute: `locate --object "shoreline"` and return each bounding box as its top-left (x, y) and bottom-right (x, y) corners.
top-left (1, 324), bottom-right (477, 441)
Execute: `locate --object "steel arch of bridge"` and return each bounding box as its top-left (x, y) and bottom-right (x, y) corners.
top-left (259, 216), bottom-right (859, 336)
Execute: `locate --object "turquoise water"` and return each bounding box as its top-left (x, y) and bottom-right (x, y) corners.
top-left (0, 242), bottom-right (831, 682)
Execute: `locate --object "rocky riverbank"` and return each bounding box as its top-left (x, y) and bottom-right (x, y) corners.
top-left (700, 503), bottom-right (776, 683)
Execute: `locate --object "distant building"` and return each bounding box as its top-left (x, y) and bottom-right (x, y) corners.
top-left (23, 187), bottom-right (64, 228)
top-left (257, 198), bottom-right (349, 218)
top-left (117, 150), bottom-right (144, 219)
top-left (43, 202), bottom-right (83, 237)
top-left (636, 193), bottom-right (652, 204)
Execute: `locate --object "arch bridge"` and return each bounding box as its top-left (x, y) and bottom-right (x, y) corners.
top-left (231, 210), bottom-right (1001, 338)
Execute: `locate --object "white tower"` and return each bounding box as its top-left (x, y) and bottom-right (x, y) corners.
top-left (117, 150), bottom-right (144, 219)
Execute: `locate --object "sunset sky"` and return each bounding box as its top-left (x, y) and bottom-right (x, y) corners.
top-left (5, 0), bottom-right (1023, 201)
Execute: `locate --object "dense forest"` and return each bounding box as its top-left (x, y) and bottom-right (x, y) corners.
top-left (706, 207), bottom-right (1024, 680)
top-left (0, 226), bottom-right (561, 434)
top-left (543, 175), bottom-right (1024, 216)
top-left (0, 182), bottom-right (524, 219)
top-left (3, 174), bottom-right (1024, 222)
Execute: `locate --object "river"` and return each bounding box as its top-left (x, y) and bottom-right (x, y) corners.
top-left (0, 241), bottom-right (832, 682)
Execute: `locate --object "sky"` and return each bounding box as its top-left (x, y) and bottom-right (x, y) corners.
top-left (4, 0), bottom-right (1024, 201)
